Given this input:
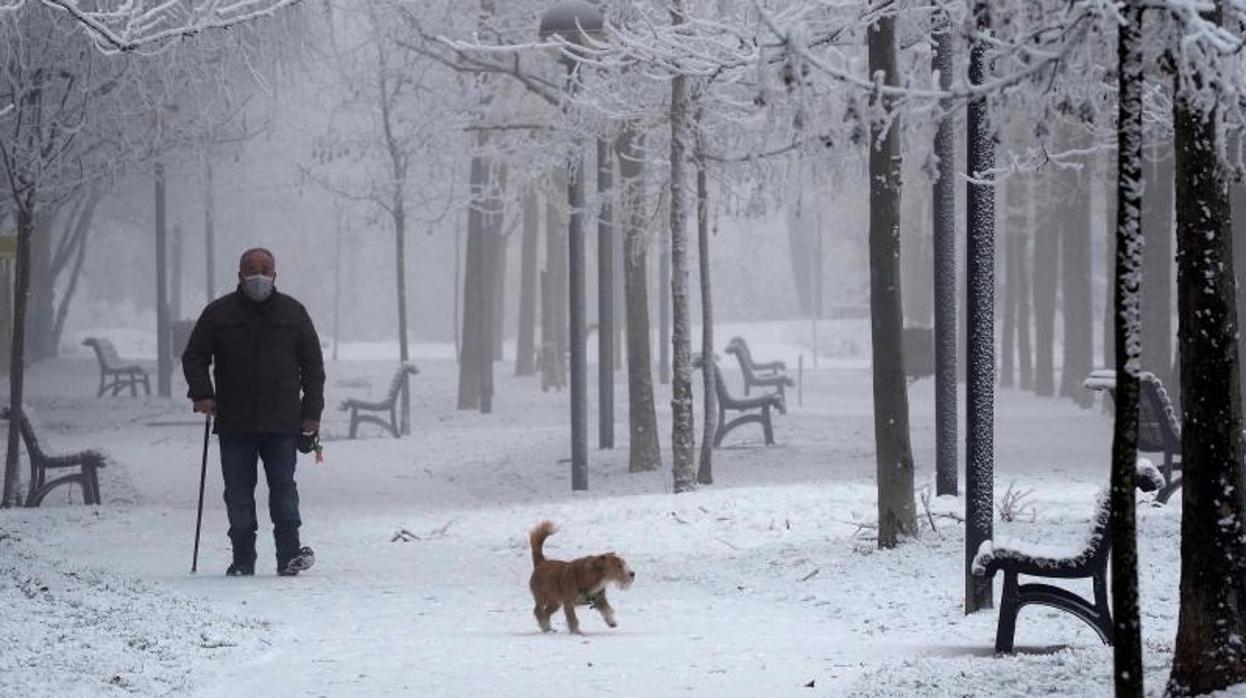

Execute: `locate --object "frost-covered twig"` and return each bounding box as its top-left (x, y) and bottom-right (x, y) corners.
top-left (997, 481), bottom-right (1038, 523)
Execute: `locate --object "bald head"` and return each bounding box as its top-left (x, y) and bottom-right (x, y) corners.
top-left (239, 248), bottom-right (276, 277)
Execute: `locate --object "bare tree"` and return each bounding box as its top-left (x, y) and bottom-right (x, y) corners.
top-left (866, 3), bottom-right (915, 548)
top-left (1167, 2), bottom-right (1246, 692)
top-left (694, 113), bottom-right (715, 486)
top-left (669, 0), bottom-right (695, 494)
top-left (931, 5), bottom-right (958, 496)
top-left (619, 124), bottom-right (661, 473)
top-left (1110, 2), bottom-right (1144, 693)
top-left (515, 184), bottom-right (540, 376)
top-left (964, 0), bottom-right (995, 612)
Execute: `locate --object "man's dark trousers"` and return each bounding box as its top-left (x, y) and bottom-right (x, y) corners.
top-left (220, 434), bottom-right (301, 568)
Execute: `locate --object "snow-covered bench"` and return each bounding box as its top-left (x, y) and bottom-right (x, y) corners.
top-left (724, 337), bottom-right (793, 411)
top-left (697, 355), bottom-right (781, 447)
top-left (972, 463), bottom-right (1163, 653)
top-left (82, 337), bottom-right (150, 397)
top-left (1083, 369), bottom-right (1182, 503)
top-left (340, 363), bottom-right (418, 439)
top-left (2, 407), bottom-right (106, 507)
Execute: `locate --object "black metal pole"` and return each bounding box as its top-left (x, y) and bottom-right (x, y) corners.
top-left (567, 63), bottom-right (588, 491)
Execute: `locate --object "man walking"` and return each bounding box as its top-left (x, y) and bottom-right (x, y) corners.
top-left (183, 248), bottom-right (325, 576)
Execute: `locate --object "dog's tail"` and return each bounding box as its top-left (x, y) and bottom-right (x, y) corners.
top-left (529, 520), bottom-right (558, 567)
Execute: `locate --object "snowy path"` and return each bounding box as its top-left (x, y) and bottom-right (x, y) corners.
top-left (0, 335), bottom-right (1201, 696)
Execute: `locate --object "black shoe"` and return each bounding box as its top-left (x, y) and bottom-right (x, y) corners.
top-left (278, 546), bottom-right (315, 577)
top-left (226, 561), bottom-right (255, 576)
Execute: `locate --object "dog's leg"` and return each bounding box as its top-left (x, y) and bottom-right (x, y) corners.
top-left (562, 599), bottom-right (582, 635)
top-left (534, 602), bottom-right (553, 633)
top-left (592, 591), bottom-right (618, 628)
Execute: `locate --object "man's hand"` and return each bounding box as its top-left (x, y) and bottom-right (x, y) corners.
top-left (302, 419), bottom-right (319, 434)
top-left (193, 399), bottom-right (216, 416)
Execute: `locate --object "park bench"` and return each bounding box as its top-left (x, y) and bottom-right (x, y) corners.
top-left (82, 337), bottom-right (150, 397)
top-left (340, 363), bottom-right (419, 439)
top-left (724, 337), bottom-right (794, 410)
top-left (1, 407), bottom-right (106, 507)
top-left (1084, 369), bottom-right (1182, 503)
top-left (972, 462), bottom-right (1163, 654)
top-left (696, 356), bottom-right (782, 447)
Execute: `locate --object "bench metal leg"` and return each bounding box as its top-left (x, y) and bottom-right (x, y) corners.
top-left (995, 571), bottom-right (1020, 653)
top-left (388, 407), bottom-right (399, 438)
top-left (129, 374), bottom-right (138, 397)
top-left (26, 473), bottom-right (89, 507)
top-left (715, 414), bottom-right (767, 447)
top-left (994, 573), bottom-right (1113, 654)
top-left (762, 405), bottom-right (775, 445)
top-left (1157, 477), bottom-right (1183, 504)
top-left (97, 373), bottom-right (106, 397)
top-left (349, 409), bottom-right (359, 439)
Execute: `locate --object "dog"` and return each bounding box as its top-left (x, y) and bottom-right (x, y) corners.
top-left (528, 521), bottom-right (635, 634)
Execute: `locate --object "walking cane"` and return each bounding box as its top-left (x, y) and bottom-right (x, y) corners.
top-left (191, 414), bottom-right (211, 574)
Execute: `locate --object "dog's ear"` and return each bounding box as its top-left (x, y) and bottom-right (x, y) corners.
top-left (592, 556), bottom-right (607, 570)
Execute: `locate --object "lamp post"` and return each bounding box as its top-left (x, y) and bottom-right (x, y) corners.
top-left (540, 1), bottom-right (603, 491)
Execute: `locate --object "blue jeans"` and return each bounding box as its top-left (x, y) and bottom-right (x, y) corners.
top-left (219, 434), bottom-right (301, 565)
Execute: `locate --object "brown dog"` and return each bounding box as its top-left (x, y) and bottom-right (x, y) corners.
top-left (528, 521), bottom-right (635, 634)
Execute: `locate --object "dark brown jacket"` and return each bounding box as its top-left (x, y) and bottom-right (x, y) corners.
top-left (182, 287), bottom-right (325, 435)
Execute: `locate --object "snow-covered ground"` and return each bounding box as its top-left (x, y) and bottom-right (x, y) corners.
top-left (0, 320), bottom-right (1219, 696)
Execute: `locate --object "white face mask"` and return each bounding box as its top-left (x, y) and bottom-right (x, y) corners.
top-left (242, 274), bottom-right (275, 302)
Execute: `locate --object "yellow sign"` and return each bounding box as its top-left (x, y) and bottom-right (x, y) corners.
top-left (0, 236), bottom-right (14, 260)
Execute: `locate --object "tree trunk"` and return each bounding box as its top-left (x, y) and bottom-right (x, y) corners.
top-left (458, 153), bottom-right (488, 410)
top-left (546, 171), bottom-right (568, 390)
top-left (614, 201), bottom-right (625, 372)
top-left (170, 224), bottom-right (183, 321)
top-left (695, 139), bottom-right (715, 486)
top-left (1143, 149), bottom-right (1174, 385)
top-left (964, 0), bottom-right (995, 612)
top-left (660, 188), bottom-right (672, 387)
top-left (480, 163), bottom-right (501, 412)
top-left (393, 198), bottom-right (412, 432)
top-left (619, 125), bottom-right (661, 473)
top-left (29, 206), bottom-right (54, 360)
top-left (1002, 177), bottom-right (1021, 389)
top-left (867, 10), bottom-right (916, 548)
top-left (155, 164), bottom-right (171, 398)
top-left (2, 197), bottom-right (34, 508)
top-left (516, 185), bottom-right (540, 376)
top-left (932, 12), bottom-right (958, 496)
top-left (1060, 147), bottom-right (1094, 407)
top-left (1017, 175), bottom-right (1033, 391)
top-left (1110, 7), bottom-right (1144, 693)
top-left (204, 150), bottom-right (216, 304)
top-left (489, 165), bottom-right (507, 364)
top-left (787, 204), bottom-right (814, 317)
top-left (333, 212), bottom-right (342, 362)
top-left (1235, 159), bottom-right (1246, 414)
top-left (1168, 10), bottom-right (1246, 690)
top-left (1033, 177), bottom-right (1060, 397)
top-left (597, 138), bottom-right (615, 449)
top-left (669, 7), bottom-right (695, 494)
top-left (1102, 159), bottom-right (1117, 376)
